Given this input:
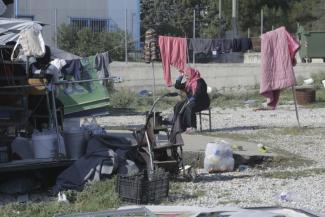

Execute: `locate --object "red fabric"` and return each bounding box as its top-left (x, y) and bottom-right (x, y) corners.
top-left (185, 67), bottom-right (201, 94)
top-left (260, 26), bottom-right (300, 108)
top-left (159, 36), bottom-right (188, 86)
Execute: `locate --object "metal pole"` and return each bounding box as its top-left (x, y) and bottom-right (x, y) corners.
top-left (292, 86), bottom-right (301, 128)
top-left (15, 0), bottom-right (19, 17)
top-left (152, 62), bottom-right (156, 127)
top-left (51, 86), bottom-right (61, 157)
top-left (261, 8), bottom-right (264, 35)
top-left (193, 9), bottom-right (195, 65)
top-left (219, 0), bottom-right (222, 19)
top-left (125, 8), bottom-right (128, 64)
top-left (248, 28), bottom-right (250, 38)
top-left (54, 8), bottom-right (58, 48)
top-left (232, 0), bottom-right (236, 18)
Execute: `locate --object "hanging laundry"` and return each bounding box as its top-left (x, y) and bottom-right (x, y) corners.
top-left (251, 37), bottom-right (261, 52)
top-left (240, 38), bottom-right (252, 52)
top-left (212, 39), bottom-right (233, 54)
top-left (232, 38), bottom-right (253, 52)
top-left (61, 59), bottom-right (84, 81)
top-left (50, 58), bottom-right (67, 71)
top-left (159, 36), bottom-right (188, 86)
top-left (95, 52), bottom-right (112, 85)
top-left (10, 24), bottom-right (45, 61)
top-left (144, 28), bottom-right (158, 63)
top-left (61, 59), bottom-right (90, 95)
top-left (260, 26), bottom-right (300, 108)
top-left (189, 38), bottom-right (213, 54)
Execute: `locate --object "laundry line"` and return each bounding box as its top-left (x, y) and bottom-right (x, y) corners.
top-left (0, 77), bottom-right (114, 89)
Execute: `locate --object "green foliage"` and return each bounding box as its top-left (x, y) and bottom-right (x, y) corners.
top-left (141, 0), bottom-right (325, 39)
top-left (57, 24), bottom-right (130, 60)
top-left (57, 23), bottom-right (78, 52)
top-left (0, 179), bottom-right (120, 217)
top-left (311, 71), bottom-right (325, 89)
top-left (109, 88), bottom-right (137, 108)
top-left (74, 179), bottom-right (120, 212)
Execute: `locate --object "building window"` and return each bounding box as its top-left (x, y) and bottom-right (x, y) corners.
top-left (70, 17), bottom-right (118, 32)
top-left (16, 15), bottom-right (34, 20)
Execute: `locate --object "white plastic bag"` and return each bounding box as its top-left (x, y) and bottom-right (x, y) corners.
top-left (81, 117), bottom-right (106, 136)
top-left (204, 140), bottom-right (234, 173)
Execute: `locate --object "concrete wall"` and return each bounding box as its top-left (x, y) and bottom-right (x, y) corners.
top-left (111, 62), bottom-right (325, 91)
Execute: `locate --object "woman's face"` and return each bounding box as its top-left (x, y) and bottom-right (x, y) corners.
top-left (184, 73), bottom-right (190, 80)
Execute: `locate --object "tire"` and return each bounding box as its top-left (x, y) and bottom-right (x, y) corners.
top-left (307, 58), bottom-right (312, 63)
top-left (302, 58), bottom-right (306, 63)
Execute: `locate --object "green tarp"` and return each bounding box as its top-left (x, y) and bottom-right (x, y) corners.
top-left (57, 55), bottom-right (110, 115)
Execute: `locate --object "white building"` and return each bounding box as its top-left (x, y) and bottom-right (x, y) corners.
top-left (6, 0), bottom-right (140, 48)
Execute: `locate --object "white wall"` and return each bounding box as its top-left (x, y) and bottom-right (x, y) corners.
top-left (110, 62), bottom-right (325, 92)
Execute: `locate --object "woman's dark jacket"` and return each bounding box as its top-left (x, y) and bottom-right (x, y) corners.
top-left (174, 77), bottom-right (210, 109)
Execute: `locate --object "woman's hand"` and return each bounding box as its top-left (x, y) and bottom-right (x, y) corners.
top-left (179, 69), bottom-right (185, 76)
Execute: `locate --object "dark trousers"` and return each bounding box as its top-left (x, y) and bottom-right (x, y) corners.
top-left (174, 100), bottom-right (208, 130)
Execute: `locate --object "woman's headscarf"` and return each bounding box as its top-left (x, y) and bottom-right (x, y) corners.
top-left (185, 67), bottom-right (201, 94)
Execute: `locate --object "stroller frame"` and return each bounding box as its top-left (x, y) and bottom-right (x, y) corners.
top-left (134, 92), bottom-right (186, 175)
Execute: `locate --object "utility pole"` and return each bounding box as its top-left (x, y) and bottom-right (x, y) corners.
top-left (193, 9), bottom-right (195, 65)
top-left (54, 8), bottom-right (58, 48)
top-left (125, 8), bottom-right (128, 64)
top-left (219, 0), bottom-right (222, 19)
top-left (231, 0), bottom-right (238, 38)
top-left (260, 8), bottom-right (264, 35)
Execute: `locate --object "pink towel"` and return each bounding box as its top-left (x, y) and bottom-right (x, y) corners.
top-left (159, 36), bottom-right (188, 86)
top-left (260, 26), bottom-right (300, 108)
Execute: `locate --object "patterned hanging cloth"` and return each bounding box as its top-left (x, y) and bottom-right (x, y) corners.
top-left (144, 28), bottom-right (158, 63)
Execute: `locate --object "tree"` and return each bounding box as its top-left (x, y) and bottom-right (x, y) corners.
top-left (140, 0), bottom-right (324, 40)
top-left (57, 24), bottom-right (130, 60)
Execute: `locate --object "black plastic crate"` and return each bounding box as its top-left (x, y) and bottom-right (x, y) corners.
top-left (117, 170), bottom-right (169, 204)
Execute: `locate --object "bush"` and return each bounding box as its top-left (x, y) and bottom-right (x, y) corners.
top-left (57, 24), bottom-right (133, 60)
top-left (311, 71), bottom-right (325, 89)
top-left (110, 88), bottom-right (137, 108)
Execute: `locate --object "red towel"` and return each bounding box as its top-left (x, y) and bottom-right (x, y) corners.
top-left (159, 36), bottom-right (188, 86)
top-left (260, 26), bottom-right (300, 108)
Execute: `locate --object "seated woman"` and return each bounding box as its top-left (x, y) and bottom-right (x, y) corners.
top-left (174, 67), bottom-right (210, 133)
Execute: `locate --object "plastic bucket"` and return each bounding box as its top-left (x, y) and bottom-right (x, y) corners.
top-left (11, 136), bottom-right (33, 159)
top-left (32, 131), bottom-right (57, 159)
top-left (63, 128), bottom-right (87, 160)
top-left (295, 87), bottom-right (316, 105)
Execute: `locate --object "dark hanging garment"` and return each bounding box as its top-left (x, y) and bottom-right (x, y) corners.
top-left (213, 39), bottom-right (233, 54)
top-left (232, 38), bottom-right (241, 52)
top-left (95, 52), bottom-right (112, 82)
top-left (223, 39), bottom-right (233, 53)
top-left (240, 37), bottom-right (252, 52)
top-left (232, 38), bottom-right (253, 52)
top-left (144, 28), bottom-right (158, 63)
top-left (189, 38), bottom-right (213, 54)
top-left (61, 59), bottom-right (85, 81)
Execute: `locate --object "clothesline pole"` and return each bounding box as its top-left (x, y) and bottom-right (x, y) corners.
top-left (152, 62), bottom-right (156, 127)
top-left (192, 9), bottom-right (196, 66)
top-left (292, 86), bottom-right (301, 128)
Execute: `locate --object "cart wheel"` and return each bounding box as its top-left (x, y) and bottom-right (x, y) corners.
top-left (307, 58), bottom-right (312, 63)
top-left (301, 58), bottom-right (306, 63)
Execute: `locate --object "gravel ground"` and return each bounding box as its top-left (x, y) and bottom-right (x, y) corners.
top-left (97, 105), bottom-right (325, 214)
top-left (2, 105), bottom-right (325, 214)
